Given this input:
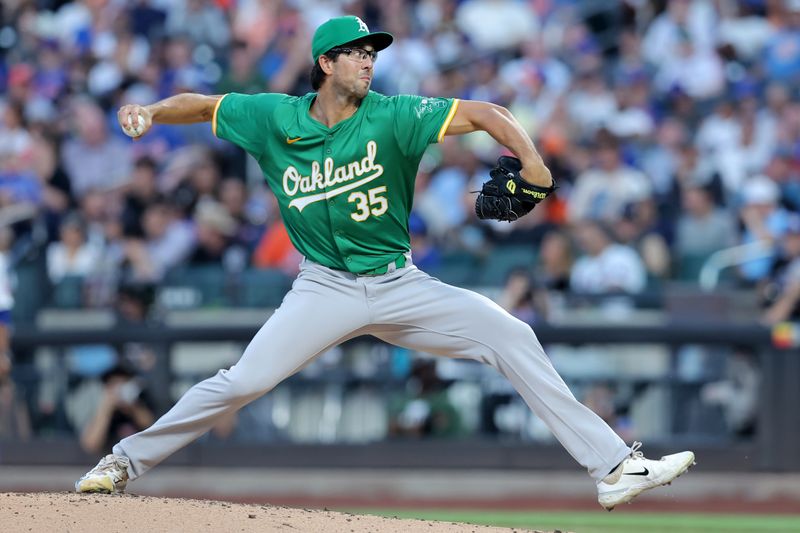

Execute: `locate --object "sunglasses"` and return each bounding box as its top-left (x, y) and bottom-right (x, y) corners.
top-left (329, 46), bottom-right (378, 63)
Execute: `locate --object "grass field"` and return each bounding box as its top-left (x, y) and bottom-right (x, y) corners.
top-left (349, 509), bottom-right (800, 533)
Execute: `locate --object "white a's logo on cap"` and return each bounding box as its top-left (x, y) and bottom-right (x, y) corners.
top-left (355, 17), bottom-right (369, 33)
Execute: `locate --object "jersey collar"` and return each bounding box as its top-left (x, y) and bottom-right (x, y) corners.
top-left (303, 91), bottom-right (374, 132)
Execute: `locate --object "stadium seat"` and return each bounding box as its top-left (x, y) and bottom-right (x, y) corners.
top-left (676, 252), bottom-right (738, 285)
top-left (426, 251), bottom-right (479, 286)
top-left (676, 253), bottom-right (712, 282)
top-left (51, 276), bottom-right (84, 308)
top-left (164, 266), bottom-right (228, 307)
top-left (12, 261), bottom-right (48, 321)
top-left (475, 245), bottom-right (538, 286)
top-left (237, 268), bottom-right (293, 308)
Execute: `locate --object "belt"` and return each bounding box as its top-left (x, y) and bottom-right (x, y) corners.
top-left (359, 254), bottom-right (408, 276)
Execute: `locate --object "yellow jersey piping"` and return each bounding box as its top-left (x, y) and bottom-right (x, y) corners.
top-left (437, 98), bottom-right (460, 143)
top-left (211, 94), bottom-right (228, 137)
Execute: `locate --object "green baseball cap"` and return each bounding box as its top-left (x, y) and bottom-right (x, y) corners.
top-left (312, 16), bottom-right (393, 63)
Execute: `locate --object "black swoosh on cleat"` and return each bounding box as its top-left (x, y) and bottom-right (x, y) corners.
top-left (625, 467), bottom-right (650, 476)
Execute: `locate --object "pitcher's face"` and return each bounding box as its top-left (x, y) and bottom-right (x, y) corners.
top-left (329, 45), bottom-right (376, 99)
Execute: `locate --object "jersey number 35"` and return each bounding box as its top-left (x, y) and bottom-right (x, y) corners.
top-left (348, 186), bottom-right (388, 222)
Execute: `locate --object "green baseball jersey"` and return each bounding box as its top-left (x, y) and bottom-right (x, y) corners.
top-left (213, 90), bottom-right (459, 274)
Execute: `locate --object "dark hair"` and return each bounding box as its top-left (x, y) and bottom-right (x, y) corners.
top-left (309, 49), bottom-right (344, 90)
top-left (134, 155), bottom-right (158, 172)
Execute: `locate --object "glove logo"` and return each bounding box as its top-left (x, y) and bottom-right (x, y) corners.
top-left (476, 156), bottom-right (555, 222)
top-left (521, 187), bottom-right (547, 199)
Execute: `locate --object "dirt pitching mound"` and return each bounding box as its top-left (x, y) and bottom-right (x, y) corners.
top-left (0, 492), bottom-right (554, 533)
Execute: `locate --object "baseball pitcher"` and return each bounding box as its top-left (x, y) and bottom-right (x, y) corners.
top-left (76, 16), bottom-right (694, 510)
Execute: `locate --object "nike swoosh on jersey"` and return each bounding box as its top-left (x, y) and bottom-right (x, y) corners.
top-left (286, 137), bottom-right (302, 144)
top-left (288, 169), bottom-right (384, 212)
top-left (625, 467), bottom-right (650, 476)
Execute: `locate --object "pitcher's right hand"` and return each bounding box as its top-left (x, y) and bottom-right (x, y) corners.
top-left (117, 104), bottom-right (153, 139)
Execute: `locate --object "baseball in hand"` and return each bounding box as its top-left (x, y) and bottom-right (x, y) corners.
top-left (124, 113), bottom-right (147, 138)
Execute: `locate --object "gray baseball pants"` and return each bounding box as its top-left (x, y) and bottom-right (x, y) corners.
top-left (114, 258), bottom-right (630, 481)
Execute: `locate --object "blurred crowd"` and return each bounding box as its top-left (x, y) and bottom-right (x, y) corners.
top-left (0, 0), bottom-right (799, 317)
top-left (0, 0), bottom-right (797, 444)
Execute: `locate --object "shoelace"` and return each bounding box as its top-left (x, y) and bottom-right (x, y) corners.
top-left (91, 455), bottom-right (127, 475)
top-left (91, 457), bottom-right (115, 474)
top-left (628, 441), bottom-right (644, 461)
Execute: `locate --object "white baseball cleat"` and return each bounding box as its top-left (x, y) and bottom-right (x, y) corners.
top-left (597, 441), bottom-right (695, 511)
top-left (74, 454), bottom-right (131, 493)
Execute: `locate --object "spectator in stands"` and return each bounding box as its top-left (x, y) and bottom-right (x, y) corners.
top-left (710, 94), bottom-right (779, 198)
top-left (455, 0), bottom-right (539, 52)
top-left (46, 212), bottom-right (101, 283)
top-left (665, 143), bottom-right (726, 227)
top-left (738, 175), bottom-right (790, 284)
top-left (79, 362), bottom-right (155, 454)
top-left (28, 133), bottom-right (73, 241)
top-left (0, 103), bottom-right (42, 232)
top-left (717, 1), bottom-right (775, 62)
top-left (614, 199), bottom-right (671, 280)
top-left (565, 70), bottom-right (617, 136)
top-left (115, 282), bottom-right (155, 325)
top-left (567, 132), bottom-right (652, 223)
top-left (762, 215), bottom-right (800, 324)
top-left (652, 30), bottom-right (724, 100)
top-left (606, 76), bottom-right (655, 141)
top-left (373, 8), bottom-right (439, 98)
top-left (60, 99), bottom-right (132, 199)
top-left (0, 101), bottom-right (33, 170)
top-left (218, 177), bottom-right (264, 252)
top-left (570, 220), bottom-right (646, 294)
top-left (122, 200), bottom-right (194, 282)
top-left (762, 1), bottom-right (800, 85)
top-left (498, 268), bottom-right (547, 325)
top-left (129, 0), bottom-right (168, 40)
top-left (535, 229), bottom-right (573, 292)
top-left (121, 157), bottom-right (162, 238)
top-left (215, 40), bottom-right (267, 95)
top-left (612, 30), bottom-right (647, 90)
top-left (76, 188), bottom-right (114, 251)
top-left (188, 199), bottom-right (245, 271)
top-left (640, 118), bottom-right (688, 199)
top-left (675, 181), bottom-right (737, 259)
top-left (416, 0), bottom-right (469, 70)
top-left (158, 34), bottom-right (208, 99)
top-left (695, 101), bottom-right (745, 195)
top-left (762, 149), bottom-right (800, 211)
top-left (170, 150), bottom-right (223, 217)
top-left (61, 100), bottom-right (132, 198)
top-left (516, 35), bottom-right (572, 97)
top-left (166, 0), bottom-right (231, 51)
top-left (389, 359), bottom-right (462, 438)
top-left (641, 0), bottom-right (716, 67)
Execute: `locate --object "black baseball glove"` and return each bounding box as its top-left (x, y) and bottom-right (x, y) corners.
top-left (475, 156), bottom-right (557, 222)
